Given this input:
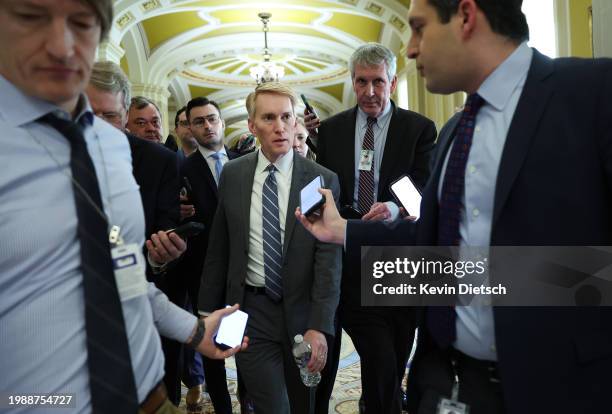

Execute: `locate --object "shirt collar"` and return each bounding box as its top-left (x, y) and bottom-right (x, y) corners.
top-left (0, 74), bottom-right (94, 128)
top-left (477, 42), bottom-right (533, 111)
top-left (199, 145), bottom-right (227, 159)
top-left (256, 148), bottom-right (294, 177)
top-left (356, 99), bottom-right (393, 128)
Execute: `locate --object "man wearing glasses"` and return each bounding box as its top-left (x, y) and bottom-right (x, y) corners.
top-left (176, 96), bottom-right (241, 414)
top-left (128, 96), bottom-right (164, 143)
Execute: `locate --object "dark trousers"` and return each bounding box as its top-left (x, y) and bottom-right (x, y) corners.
top-left (202, 356), bottom-right (232, 414)
top-left (181, 297), bottom-right (204, 389)
top-left (236, 290), bottom-right (311, 414)
top-left (410, 348), bottom-right (505, 414)
top-left (341, 306), bottom-right (415, 414)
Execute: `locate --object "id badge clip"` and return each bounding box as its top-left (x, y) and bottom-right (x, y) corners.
top-left (437, 358), bottom-right (470, 414)
top-left (109, 225), bottom-right (147, 301)
top-left (359, 149), bottom-right (374, 171)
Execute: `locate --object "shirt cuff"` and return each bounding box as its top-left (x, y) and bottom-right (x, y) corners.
top-left (384, 201), bottom-right (400, 222)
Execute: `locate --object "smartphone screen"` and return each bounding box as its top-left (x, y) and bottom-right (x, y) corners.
top-left (390, 175), bottom-right (422, 219)
top-left (215, 309), bottom-right (248, 349)
top-left (300, 175), bottom-right (324, 216)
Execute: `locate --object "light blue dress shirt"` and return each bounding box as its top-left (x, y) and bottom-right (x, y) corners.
top-left (0, 75), bottom-right (196, 412)
top-left (437, 43), bottom-right (533, 361)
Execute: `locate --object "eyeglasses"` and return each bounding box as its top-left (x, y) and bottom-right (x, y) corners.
top-left (177, 120), bottom-right (190, 128)
top-left (134, 118), bottom-right (161, 129)
top-left (191, 115), bottom-right (220, 127)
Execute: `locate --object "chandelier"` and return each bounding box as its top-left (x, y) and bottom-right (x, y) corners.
top-left (250, 12), bottom-right (285, 84)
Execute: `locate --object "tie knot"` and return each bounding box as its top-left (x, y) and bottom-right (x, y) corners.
top-left (210, 151), bottom-right (222, 160)
top-left (266, 164), bottom-right (277, 174)
top-left (367, 117), bottom-right (377, 127)
top-left (463, 93), bottom-right (485, 116)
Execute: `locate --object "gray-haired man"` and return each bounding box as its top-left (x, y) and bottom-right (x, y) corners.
top-left (305, 42), bottom-right (437, 413)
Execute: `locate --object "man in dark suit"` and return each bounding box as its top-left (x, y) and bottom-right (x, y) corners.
top-left (86, 61), bottom-right (189, 405)
top-left (199, 82), bottom-right (342, 414)
top-left (176, 96), bottom-right (240, 413)
top-left (297, 1), bottom-right (612, 413)
top-left (305, 42), bottom-right (436, 414)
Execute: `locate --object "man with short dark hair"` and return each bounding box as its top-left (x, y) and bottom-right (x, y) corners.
top-left (174, 106), bottom-right (198, 156)
top-left (0, 1), bottom-right (246, 413)
top-left (297, 1), bottom-right (612, 413)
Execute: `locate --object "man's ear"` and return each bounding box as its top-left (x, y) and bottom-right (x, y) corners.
top-left (457, 0), bottom-right (478, 39)
top-left (247, 118), bottom-right (256, 135)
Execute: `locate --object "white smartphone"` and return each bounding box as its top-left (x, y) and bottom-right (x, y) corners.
top-left (389, 175), bottom-right (422, 219)
top-left (300, 175), bottom-right (325, 216)
top-left (214, 308), bottom-right (248, 350)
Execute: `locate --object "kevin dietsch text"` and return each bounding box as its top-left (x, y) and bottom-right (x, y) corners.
top-left (372, 283), bottom-right (507, 296)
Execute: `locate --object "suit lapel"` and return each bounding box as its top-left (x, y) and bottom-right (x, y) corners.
top-left (492, 51), bottom-right (554, 227)
top-left (341, 109), bottom-right (358, 205)
top-left (378, 101), bottom-right (400, 199)
top-left (240, 152), bottom-right (258, 248)
top-left (283, 153), bottom-right (308, 256)
top-left (127, 134), bottom-right (144, 175)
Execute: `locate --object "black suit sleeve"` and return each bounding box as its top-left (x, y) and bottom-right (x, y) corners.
top-left (308, 171), bottom-right (342, 336)
top-left (410, 119), bottom-right (437, 190)
top-left (153, 152), bottom-right (181, 233)
top-left (197, 171), bottom-right (230, 313)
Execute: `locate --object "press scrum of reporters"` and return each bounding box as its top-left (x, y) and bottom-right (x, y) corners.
top-left (2, 0), bottom-right (611, 414)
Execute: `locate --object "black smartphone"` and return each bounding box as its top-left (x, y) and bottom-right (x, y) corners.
top-left (339, 205), bottom-right (363, 219)
top-left (214, 308), bottom-right (249, 350)
top-left (300, 94), bottom-right (316, 116)
top-left (166, 222), bottom-right (205, 239)
top-left (237, 134), bottom-right (255, 152)
top-left (180, 177), bottom-right (193, 201)
top-left (389, 175), bottom-right (422, 219)
top-left (300, 175), bottom-right (325, 216)
top-left (300, 94), bottom-right (318, 154)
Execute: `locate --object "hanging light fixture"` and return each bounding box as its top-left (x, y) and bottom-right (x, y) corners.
top-left (250, 12), bottom-right (285, 84)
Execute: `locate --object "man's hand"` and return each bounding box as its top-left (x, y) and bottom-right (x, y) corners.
top-left (180, 194), bottom-right (195, 219)
top-left (304, 111), bottom-right (320, 139)
top-left (236, 133), bottom-right (256, 153)
top-left (295, 188), bottom-right (346, 245)
top-left (303, 329), bottom-right (327, 373)
top-left (146, 230), bottom-right (187, 264)
top-left (195, 304), bottom-right (249, 359)
top-left (399, 207), bottom-right (418, 221)
top-left (362, 202), bottom-right (393, 221)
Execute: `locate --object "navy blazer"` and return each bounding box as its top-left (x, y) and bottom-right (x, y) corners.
top-left (348, 50), bottom-right (612, 413)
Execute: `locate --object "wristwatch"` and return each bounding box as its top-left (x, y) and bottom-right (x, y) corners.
top-left (187, 318), bottom-right (206, 349)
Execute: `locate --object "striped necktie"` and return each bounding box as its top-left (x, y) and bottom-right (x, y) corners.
top-left (358, 116), bottom-right (377, 214)
top-left (262, 164), bottom-right (283, 301)
top-left (41, 113), bottom-right (139, 412)
top-left (428, 93), bottom-right (485, 349)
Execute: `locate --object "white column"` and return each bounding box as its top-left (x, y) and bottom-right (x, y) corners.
top-left (96, 40), bottom-right (125, 64)
top-left (592, 0), bottom-right (612, 57)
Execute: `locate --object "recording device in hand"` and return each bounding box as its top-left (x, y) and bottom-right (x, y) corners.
top-left (166, 222), bottom-right (205, 239)
top-left (180, 176), bottom-right (193, 201)
top-left (389, 174), bottom-right (422, 219)
top-left (236, 134), bottom-right (255, 153)
top-left (214, 308), bottom-right (249, 350)
top-left (300, 175), bottom-right (325, 217)
top-left (300, 94), bottom-right (318, 154)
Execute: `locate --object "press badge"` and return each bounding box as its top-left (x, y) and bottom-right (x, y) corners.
top-left (359, 149), bottom-right (374, 171)
top-left (111, 243), bottom-right (147, 301)
top-left (437, 358), bottom-right (470, 414)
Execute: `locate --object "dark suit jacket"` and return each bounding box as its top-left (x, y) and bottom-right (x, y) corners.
top-left (316, 100), bottom-right (436, 208)
top-left (178, 148), bottom-right (239, 297)
top-left (348, 51), bottom-right (612, 413)
top-left (317, 100), bottom-right (436, 306)
top-left (126, 133), bottom-right (180, 240)
top-left (198, 151), bottom-right (342, 338)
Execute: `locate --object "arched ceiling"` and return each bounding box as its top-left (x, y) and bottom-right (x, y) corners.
top-left (109, 0), bottom-right (412, 139)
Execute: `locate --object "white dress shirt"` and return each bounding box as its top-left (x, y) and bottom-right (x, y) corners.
top-left (246, 149), bottom-right (294, 287)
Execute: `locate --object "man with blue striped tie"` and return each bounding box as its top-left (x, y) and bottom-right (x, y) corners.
top-left (198, 82), bottom-right (342, 414)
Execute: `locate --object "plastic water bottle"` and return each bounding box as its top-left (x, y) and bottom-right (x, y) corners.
top-left (292, 334), bottom-right (321, 387)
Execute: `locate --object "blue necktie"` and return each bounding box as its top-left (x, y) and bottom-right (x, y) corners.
top-left (41, 114), bottom-right (138, 412)
top-left (428, 93), bottom-right (485, 348)
top-left (210, 152), bottom-right (223, 184)
top-left (262, 165), bottom-right (283, 301)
